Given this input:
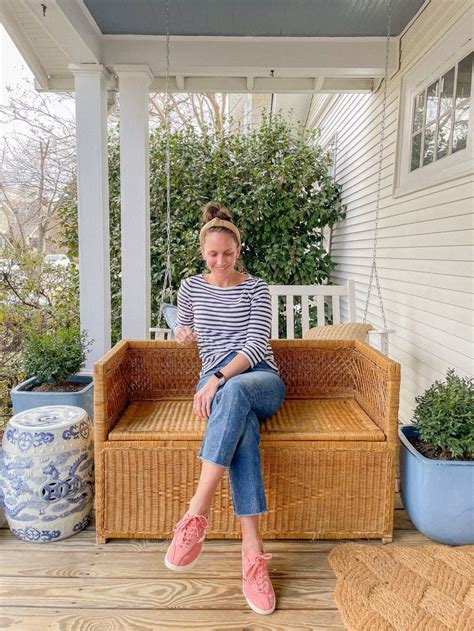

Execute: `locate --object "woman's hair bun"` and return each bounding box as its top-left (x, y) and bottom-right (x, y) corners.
top-left (202, 201), bottom-right (232, 224)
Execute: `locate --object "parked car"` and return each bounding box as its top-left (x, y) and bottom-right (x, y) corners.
top-left (43, 253), bottom-right (70, 268)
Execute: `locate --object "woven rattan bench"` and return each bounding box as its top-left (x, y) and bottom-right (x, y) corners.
top-left (94, 339), bottom-right (400, 544)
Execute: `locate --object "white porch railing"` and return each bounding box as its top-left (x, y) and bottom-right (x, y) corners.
top-left (150, 280), bottom-right (394, 355)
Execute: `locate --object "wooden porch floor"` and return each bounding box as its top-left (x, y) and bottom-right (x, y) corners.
top-left (0, 488), bottom-right (431, 630)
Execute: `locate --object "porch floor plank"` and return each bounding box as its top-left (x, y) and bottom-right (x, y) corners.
top-left (0, 551), bottom-right (338, 578)
top-left (0, 608), bottom-right (347, 630)
top-left (0, 492), bottom-right (431, 630)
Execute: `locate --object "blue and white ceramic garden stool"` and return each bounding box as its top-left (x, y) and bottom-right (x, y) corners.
top-left (0, 405), bottom-right (94, 543)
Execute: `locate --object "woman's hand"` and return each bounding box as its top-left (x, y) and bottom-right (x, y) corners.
top-left (194, 377), bottom-right (219, 420)
top-left (175, 326), bottom-right (197, 345)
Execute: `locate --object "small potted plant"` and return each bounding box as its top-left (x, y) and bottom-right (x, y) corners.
top-left (398, 368), bottom-right (474, 545)
top-left (10, 327), bottom-right (94, 420)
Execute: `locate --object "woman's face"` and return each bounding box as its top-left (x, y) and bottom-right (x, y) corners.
top-left (201, 231), bottom-right (240, 275)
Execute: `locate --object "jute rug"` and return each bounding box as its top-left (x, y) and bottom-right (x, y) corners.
top-left (327, 543), bottom-right (474, 630)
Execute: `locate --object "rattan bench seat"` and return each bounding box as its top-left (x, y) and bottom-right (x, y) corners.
top-left (94, 340), bottom-right (401, 543)
top-left (108, 397), bottom-right (385, 442)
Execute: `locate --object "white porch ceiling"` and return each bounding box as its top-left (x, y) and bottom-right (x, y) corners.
top-left (1, 0), bottom-right (427, 94)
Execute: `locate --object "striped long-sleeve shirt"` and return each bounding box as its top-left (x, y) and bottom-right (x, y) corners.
top-left (175, 273), bottom-right (278, 375)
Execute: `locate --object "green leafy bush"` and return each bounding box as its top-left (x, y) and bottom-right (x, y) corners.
top-left (22, 327), bottom-right (92, 385)
top-left (412, 368), bottom-right (474, 460)
top-left (0, 245), bottom-right (81, 429)
top-left (59, 114), bottom-right (346, 343)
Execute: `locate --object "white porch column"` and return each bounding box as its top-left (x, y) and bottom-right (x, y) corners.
top-left (114, 65), bottom-right (153, 339)
top-left (69, 64), bottom-right (112, 371)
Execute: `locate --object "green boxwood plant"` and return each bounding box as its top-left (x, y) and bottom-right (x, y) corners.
top-left (412, 368), bottom-right (474, 460)
top-left (22, 327), bottom-right (92, 386)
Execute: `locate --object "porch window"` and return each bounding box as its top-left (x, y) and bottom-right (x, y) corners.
top-left (394, 13), bottom-right (473, 197)
top-left (410, 52), bottom-right (473, 172)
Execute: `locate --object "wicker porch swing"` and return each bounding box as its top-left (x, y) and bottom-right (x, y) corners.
top-left (93, 0), bottom-right (401, 545)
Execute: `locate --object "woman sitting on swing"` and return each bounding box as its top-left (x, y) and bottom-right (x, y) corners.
top-left (164, 201), bottom-right (286, 615)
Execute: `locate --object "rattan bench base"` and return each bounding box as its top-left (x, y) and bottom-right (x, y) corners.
top-left (93, 340), bottom-right (401, 544)
top-left (97, 439), bottom-right (395, 541)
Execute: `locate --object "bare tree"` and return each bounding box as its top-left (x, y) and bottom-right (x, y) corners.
top-left (148, 92), bottom-right (227, 133)
top-left (0, 82), bottom-right (228, 253)
top-left (106, 91), bottom-right (227, 134)
top-left (0, 83), bottom-right (76, 252)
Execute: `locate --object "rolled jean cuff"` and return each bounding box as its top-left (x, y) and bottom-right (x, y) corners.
top-left (197, 455), bottom-right (229, 470)
top-left (235, 509), bottom-right (267, 517)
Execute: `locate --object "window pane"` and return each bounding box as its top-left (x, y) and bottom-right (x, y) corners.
top-left (455, 101), bottom-right (470, 123)
top-left (455, 52), bottom-right (473, 108)
top-left (410, 132), bottom-right (422, 171)
top-left (425, 80), bottom-right (439, 123)
top-left (452, 121), bottom-right (468, 153)
top-left (423, 123), bottom-right (436, 165)
top-left (439, 67), bottom-right (455, 116)
top-left (436, 114), bottom-right (451, 159)
top-left (412, 90), bottom-right (425, 132)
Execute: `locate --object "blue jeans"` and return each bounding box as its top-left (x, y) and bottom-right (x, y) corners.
top-left (196, 352), bottom-right (286, 517)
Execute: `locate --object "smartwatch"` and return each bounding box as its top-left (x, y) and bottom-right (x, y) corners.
top-left (213, 370), bottom-right (226, 387)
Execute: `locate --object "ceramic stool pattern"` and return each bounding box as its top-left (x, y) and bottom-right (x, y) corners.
top-left (0, 405), bottom-right (94, 543)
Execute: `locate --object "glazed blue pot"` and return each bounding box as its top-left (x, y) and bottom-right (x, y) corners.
top-left (399, 425), bottom-right (474, 545)
top-left (10, 375), bottom-right (94, 421)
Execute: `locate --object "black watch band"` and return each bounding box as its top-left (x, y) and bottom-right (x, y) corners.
top-left (213, 370), bottom-right (226, 386)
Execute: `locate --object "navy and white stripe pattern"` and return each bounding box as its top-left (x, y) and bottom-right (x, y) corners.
top-left (175, 274), bottom-right (278, 375)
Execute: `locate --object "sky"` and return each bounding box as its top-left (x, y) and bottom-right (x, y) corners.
top-left (0, 25), bottom-right (33, 107)
top-left (0, 24), bottom-right (76, 143)
top-left (0, 24), bottom-right (37, 143)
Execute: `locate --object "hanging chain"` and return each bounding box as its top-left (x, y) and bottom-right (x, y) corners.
top-left (362, 0), bottom-right (392, 329)
top-left (158, 0), bottom-right (173, 318)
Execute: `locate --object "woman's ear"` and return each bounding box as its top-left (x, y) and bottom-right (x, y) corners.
top-left (200, 248), bottom-right (209, 270)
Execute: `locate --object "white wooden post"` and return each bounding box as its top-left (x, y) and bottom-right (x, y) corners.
top-left (114, 65), bottom-right (153, 339)
top-left (69, 64), bottom-right (112, 371)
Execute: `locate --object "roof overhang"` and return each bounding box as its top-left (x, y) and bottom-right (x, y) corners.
top-left (0, 0), bottom-right (429, 94)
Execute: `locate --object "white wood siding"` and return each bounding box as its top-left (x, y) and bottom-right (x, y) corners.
top-left (308, 0), bottom-right (474, 424)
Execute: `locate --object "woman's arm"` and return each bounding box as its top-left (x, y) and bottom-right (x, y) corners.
top-left (212, 280), bottom-right (271, 381)
top-left (238, 280), bottom-right (272, 367)
top-left (175, 279), bottom-right (197, 344)
top-left (193, 353), bottom-right (251, 420)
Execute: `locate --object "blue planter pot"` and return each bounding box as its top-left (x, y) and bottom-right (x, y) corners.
top-left (10, 375), bottom-right (94, 422)
top-left (399, 425), bottom-right (474, 545)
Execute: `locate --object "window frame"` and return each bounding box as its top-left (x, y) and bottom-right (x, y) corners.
top-left (394, 13), bottom-right (473, 197)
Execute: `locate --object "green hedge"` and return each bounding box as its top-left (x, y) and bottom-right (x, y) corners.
top-left (59, 113), bottom-right (346, 343)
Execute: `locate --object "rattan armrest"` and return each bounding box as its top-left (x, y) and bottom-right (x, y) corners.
top-left (94, 340), bottom-right (131, 444)
top-left (352, 340), bottom-right (401, 446)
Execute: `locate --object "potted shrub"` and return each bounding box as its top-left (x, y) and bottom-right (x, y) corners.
top-left (399, 368), bottom-right (474, 545)
top-left (10, 327), bottom-right (94, 421)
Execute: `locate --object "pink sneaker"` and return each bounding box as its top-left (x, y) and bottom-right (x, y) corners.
top-left (164, 512), bottom-right (209, 572)
top-left (242, 551), bottom-right (276, 615)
